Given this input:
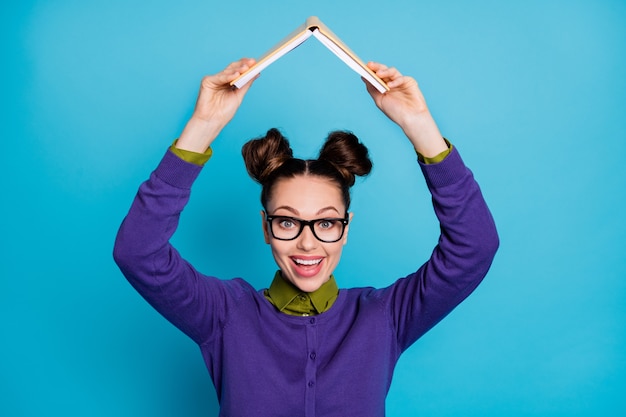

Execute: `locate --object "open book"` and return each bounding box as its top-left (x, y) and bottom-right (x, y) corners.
top-left (230, 16), bottom-right (389, 93)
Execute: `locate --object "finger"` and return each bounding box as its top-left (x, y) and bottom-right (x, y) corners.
top-left (223, 60), bottom-right (243, 72)
top-left (221, 58), bottom-right (255, 77)
top-left (376, 67), bottom-right (402, 83)
top-left (240, 57), bottom-right (256, 66)
top-left (232, 58), bottom-right (257, 78)
top-left (386, 76), bottom-right (405, 89)
top-left (230, 57), bottom-right (254, 66)
top-left (213, 69), bottom-right (239, 85)
top-left (367, 61), bottom-right (388, 72)
top-left (388, 74), bottom-right (418, 90)
top-left (227, 60), bottom-right (252, 75)
top-left (216, 60), bottom-right (255, 85)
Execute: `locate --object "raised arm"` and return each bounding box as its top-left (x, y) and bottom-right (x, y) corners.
top-left (113, 59), bottom-right (257, 343)
top-left (364, 62), bottom-right (499, 351)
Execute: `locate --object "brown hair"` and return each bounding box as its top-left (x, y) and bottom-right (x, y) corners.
top-left (242, 128), bottom-right (372, 211)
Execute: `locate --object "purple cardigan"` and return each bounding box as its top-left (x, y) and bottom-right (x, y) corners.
top-left (113, 147), bottom-right (498, 417)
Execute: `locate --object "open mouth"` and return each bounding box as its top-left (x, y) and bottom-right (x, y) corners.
top-left (292, 258), bottom-right (323, 266)
top-left (291, 257), bottom-right (324, 278)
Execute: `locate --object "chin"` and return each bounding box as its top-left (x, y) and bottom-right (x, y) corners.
top-left (289, 274), bottom-right (328, 293)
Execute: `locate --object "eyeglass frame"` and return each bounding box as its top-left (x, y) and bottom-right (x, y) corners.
top-left (264, 212), bottom-right (350, 243)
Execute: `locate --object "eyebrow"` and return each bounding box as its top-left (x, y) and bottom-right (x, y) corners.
top-left (271, 205), bottom-right (342, 216)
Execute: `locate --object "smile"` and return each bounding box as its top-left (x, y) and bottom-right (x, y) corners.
top-left (292, 257), bottom-right (323, 266)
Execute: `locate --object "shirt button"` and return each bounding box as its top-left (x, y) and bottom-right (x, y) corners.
top-left (310, 352), bottom-right (316, 360)
top-left (299, 295), bottom-right (307, 301)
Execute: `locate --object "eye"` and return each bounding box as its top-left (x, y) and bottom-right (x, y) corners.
top-left (317, 219), bottom-right (337, 230)
top-left (276, 217), bottom-right (298, 229)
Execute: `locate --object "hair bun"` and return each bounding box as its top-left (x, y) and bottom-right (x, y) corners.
top-left (318, 131), bottom-right (372, 186)
top-left (242, 128), bottom-right (293, 184)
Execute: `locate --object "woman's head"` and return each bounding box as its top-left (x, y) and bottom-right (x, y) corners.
top-left (242, 128), bottom-right (372, 292)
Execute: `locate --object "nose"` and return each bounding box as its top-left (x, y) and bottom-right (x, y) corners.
top-left (296, 223), bottom-right (318, 251)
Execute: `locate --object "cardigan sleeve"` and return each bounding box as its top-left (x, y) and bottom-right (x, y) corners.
top-left (113, 149), bottom-right (238, 345)
top-left (383, 147), bottom-right (499, 352)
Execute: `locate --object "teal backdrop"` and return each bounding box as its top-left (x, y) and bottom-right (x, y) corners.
top-left (2, 0), bottom-right (625, 416)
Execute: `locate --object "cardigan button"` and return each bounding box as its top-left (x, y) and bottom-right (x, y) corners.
top-left (310, 352), bottom-right (316, 360)
top-left (308, 380), bottom-right (315, 388)
top-left (309, 317), bottom-right (316, 324)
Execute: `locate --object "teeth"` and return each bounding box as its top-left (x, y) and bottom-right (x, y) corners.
top-left (294, 258), bottom-right (322, 266)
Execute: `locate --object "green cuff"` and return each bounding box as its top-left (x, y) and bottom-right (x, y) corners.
top-left (170, 140), bottom-right (213, 166)
top-left (417, 138), bottom-right (453, 164)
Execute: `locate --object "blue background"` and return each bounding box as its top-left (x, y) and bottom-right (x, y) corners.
top-left (2, 0), bottom-right (625, 415)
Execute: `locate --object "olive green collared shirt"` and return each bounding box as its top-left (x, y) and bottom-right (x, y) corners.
top-left (263, 271), bottom-right (339, 316)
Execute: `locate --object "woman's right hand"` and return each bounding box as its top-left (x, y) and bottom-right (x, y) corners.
top-left (177, 58), bottom-right (257, 153)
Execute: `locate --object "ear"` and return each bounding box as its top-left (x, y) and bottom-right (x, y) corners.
top-left (342, 212), bottom-right (354, 246)
top-left (261, 210), bottom-right (270, 244)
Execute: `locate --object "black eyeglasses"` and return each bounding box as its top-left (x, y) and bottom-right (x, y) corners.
top-left (265, 213), bottom-right (349, 243)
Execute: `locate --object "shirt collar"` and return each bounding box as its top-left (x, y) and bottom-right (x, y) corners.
top-left (266, 271), bottom-right (339, 314)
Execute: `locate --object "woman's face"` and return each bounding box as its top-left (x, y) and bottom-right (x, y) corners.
top-left (262, 175), bottom-right (351, 293)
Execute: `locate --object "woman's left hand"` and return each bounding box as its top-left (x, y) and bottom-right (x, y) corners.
top-left (364, 62), bottom-right (447, 158)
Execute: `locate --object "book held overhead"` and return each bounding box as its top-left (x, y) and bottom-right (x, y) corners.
top-left (230, 16), bottom-right (390, 93)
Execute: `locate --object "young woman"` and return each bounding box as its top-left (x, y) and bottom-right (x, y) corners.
top-left (114, 58), bottom-right (499, 416)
